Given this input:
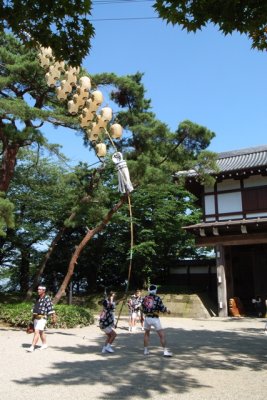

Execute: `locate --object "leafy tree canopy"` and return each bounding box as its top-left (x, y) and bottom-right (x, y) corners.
top-left (0, 32), bottom-right (219, 293)
top-left (0, 192), bottom-right (14, 236)
top-left (154, 1), bottom-right (267, 51)
top-left (0, 0), bottom-right (94, 65)
top-left (2, 1), bottom-right (267, 68)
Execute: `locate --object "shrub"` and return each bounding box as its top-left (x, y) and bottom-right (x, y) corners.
top-left (0, 302), bottom-right (94, 328)
top-left (0, 302), bottom-right (31, 327)
top-left (51, 304), bottom-right (94, 328)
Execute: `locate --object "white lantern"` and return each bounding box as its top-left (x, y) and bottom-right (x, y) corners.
top-left (42, 46), bottom-right (53, 59)
top-left (60, 80), bottom-right (72, 95)
top-left (65, 66), bottom-right (80, 86)
top-left (79, 76), bottom-right (91, 91)
top-left (82, 107), bottom-right (95, 121)
top-left (38, 53), bottom-right (50, 68)
top-left (48, 64), bottom-right (61, 81)
top-left (110, 123), bottom-right (123, 139)
top-left (76, 86), bottom-right (90, 101)
top-left (95, 143), bottom-right (107, 157)
top-left (96, 115), bottom-right (107, 130)
top-left (68, 100), bottom-right (79, 115)
top-left (86, 123), bottom-right (101, 141)
top-left (45, 72), bottom-right (56, 87)
top-left (101, 107), bottom-right (112, 122)
top-left (53, 61), bottom-right (65, 71)
top-left (38, 46), bottom-right (54, 68)
top-left (79, 108), bottom-right (95, 127)
top-left (79, 114), bottom-right (90, 128)
top-left (91, 90), bottom-right (104, 106)
top-left (73, 93), bottom-right (86, 108)
top-left (56, 86), bottom-right (68, 101)
top-left (85, 98), bottom-right (99, 113)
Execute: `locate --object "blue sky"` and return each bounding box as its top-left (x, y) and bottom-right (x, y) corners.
top-left (44, 0), bottom-right (267, 166)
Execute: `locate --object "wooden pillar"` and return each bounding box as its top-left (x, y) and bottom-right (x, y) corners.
top-left (225, 246), bottom-right (234, 298)
top-left (216, 244), bottom-right (228, 317)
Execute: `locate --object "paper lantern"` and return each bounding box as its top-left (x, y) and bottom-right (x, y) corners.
top-left (68, 100), bottom-right (79, 115)
top-left (45, 72), bottom-right (56, 87)
top-left (48, 64), bottom-right (61, 81)
top-left (53, 61), bottom-right (65, 71)
top-left (79, 76), bottom-right (91, 91)
top-left (56, 86), bottom-right (68, 101)
top-left (96, 115), bottom-right (107, 130)
top-left (85, 98), bottom-right (99, 113)
top-left (80, 107), bottom-right (95, 122)
top-left (79, 108), bottom-right (95, 127)
top-left (95, 143), bottom-right (107, 157)
top-left (86, 123), bottom-right (101, 141)
top-left (65, 66), bottom-right (80, 86)
top-left (73, 93), bottom-right (86, 108)
top-left (91, 90), bottom-right (104, 106)
top-left (76, 86), bottom-right (90, 101)
top-left (60, 80), bottom-right (72, 95)
top-left (38, 47), bottom-right (53, 68)
top-left (38, 53), bottom-right (51, 68)
top-left (41, 46), bottom-right (53, 59)
top-left (101, 107), bottom-right (112, 122)
top-left (110, 123), bottom-right (123, 139)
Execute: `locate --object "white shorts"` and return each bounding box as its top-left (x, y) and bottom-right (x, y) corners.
top-left (102, 326), bottom-right (114, 334)
top-left (144, 317), bottom-right (162, 331)
top-left (34, 318), bottom-right (47, 331)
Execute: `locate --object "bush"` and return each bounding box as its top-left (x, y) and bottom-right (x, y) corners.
top-left (52, 304), bottom-right (94, 328)
top-left (0, 302), bottom-right (94, 329)
top-left (0, 302), bottom-right (31, 327)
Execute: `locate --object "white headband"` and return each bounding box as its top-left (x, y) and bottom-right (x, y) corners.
top-left (148, 285), bottom-right (157, 295)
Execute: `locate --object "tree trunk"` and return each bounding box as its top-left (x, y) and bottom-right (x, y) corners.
top-left (25, 226), bottom-right (67, 299)
top-left (25, 194), bottom-right (93, 300)
top-left (53, 194), bottom-right (128, 304)
top-left (0, 141), bottom-right (20, 193)
top-left (20, 249), bottom-right (30, 294)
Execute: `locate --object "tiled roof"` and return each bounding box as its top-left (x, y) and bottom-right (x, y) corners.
top-left (217, 145), bottom-right (267, 172)
top-left (183, 217), bottom-right (267, 245)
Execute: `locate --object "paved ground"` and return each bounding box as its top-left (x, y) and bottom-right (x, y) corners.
top-left (0, 316), bottom-right (266, 400)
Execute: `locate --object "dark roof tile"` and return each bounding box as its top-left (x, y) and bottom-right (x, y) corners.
top-left (217, 145), bottom-right (267, 172)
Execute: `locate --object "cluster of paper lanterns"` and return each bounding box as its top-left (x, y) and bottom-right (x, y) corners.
top-left (38, 46), bottom-right (123, 157)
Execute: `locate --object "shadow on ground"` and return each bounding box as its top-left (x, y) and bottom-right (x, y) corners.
top-left (14, 320), bottom-right (267, 399)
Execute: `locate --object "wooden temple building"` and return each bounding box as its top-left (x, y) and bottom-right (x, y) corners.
top-left (176, 145), bottom-right (267, 317)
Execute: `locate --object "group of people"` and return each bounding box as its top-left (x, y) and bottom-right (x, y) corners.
top-left (27, 284), bottom-right (172, 357)
top-left (99, 284), bottom-right (173, 357)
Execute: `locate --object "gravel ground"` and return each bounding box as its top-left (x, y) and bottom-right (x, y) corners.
top-left (0, 316), bottom-right (266, 400)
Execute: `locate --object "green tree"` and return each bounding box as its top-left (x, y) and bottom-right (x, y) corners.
top-left (0, 33), bottom-right (84, 194)
top-left (0, 32), bottom-right (77, 236)
top-left (2, 1), bottom-right (266, 66)
top-left (2, 150), bottom-right (77, 292)
top-left (93, 74), bottom-right (217, 288)
top-left (0, 35), bottom-right (218, 297)
top-left (0, 193), bottom-right (14, 236)
top-left (50, 73), bottom-right (218, 295)
top-left (2, 148), bottom-right (111, 294)
top-left (0, 0), bottom-right (94, 65)
top-left (154, 1), bottom-right (267, 51)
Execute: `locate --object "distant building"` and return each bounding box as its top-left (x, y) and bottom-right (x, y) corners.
top-left (169, 258), bottom-right (216, 292)
top-left (175, 145), bottom-right (267, 316)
